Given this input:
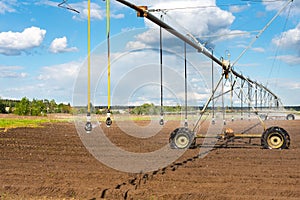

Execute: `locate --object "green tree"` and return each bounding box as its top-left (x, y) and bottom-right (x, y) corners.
top-left (14, 97), bottom-right (30, 115)
top-left (130, 103), bottom-right (159, 115)
top-left (30, 99), bottom-right (46, 116)
top-left (49, 99), bottom-right (57, 113)
top-left (0, 99), bottom-right (6, 113)
top-left (57, 103), bottom-right (72, 113)
top-left (43, 99), bottom-right (50, 113)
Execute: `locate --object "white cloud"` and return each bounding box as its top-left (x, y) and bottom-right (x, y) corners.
top-left (275, 55), bottom-right (300, 65)
top-left (37, 61), bottom-right (80, 81)
top-left (0, 61), bottom-right (81, 103)
top-left (0, 0), bottom-right (17, 14)
top-left (271, 22), bottom-right (300, 65)
top-left (35, 61), bottom-right (81, 102)
top-left (74, 1), bottom-right (124, 21)
top-left (229, 3), bottom-right (250, 13)
top-left (0, 65), bottom-right (28, 78)
top-left (126, 40), bottom-right (149, 49)
top-left (39, 1), bottom-right (124, 21)
top-left (272, 22), bottom-right (300, 51)
top-left (263, 0), bottom-right (300, 16)
top-left (125, 0), bottom-right (250, 51)
top-left (49, 36), bottom-right (78, 53)
top-left (0, 26), bottom-right (46, 56)
top-left (150, 0), bottom-right (235, 37)
top-left (210, 29), bottom-right (251, 43)
top-left (77, 2), bottom-right (105, 20)
top-left (251, 47), bottom-right (265, 53)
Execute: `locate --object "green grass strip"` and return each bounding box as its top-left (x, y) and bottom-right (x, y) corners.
top-left (0, 118), bottom-right (64, 130)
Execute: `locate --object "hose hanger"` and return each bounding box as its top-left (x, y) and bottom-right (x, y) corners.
top-left (159, 14), bottom-right (164, 126)
top-left (106, 0), bottom-right (112, 127)
top-left (184, 42), bottom-right (188, 128)
top-left (85, 0), bottom-right (92, 133)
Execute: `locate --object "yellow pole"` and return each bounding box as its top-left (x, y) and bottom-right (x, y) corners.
top-left (107, 0), bottom-right (111, 110)
top-left (87, 0), bottom-right (91, 113)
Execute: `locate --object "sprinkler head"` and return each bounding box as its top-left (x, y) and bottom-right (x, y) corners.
top-left (159, 115), bottom-right (164, 125)
top-left (184, 121), bottom-right (188, 128)
top-left (106, 111), bottom-right (112, 127)
top-left (159, 119), bottom-right (164, 125)
top-left (85, 112), bottom-right (92, 133)
top-left (106, 117), bottom-right (112, 127)
top-left (85, 121), bottom-right (92, 133)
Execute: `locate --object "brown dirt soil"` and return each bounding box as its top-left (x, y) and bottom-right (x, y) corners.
top-left (0, 119), bottom-right (299, 200)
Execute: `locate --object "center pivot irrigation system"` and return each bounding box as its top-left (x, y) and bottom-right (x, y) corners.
top-left (59, 0), bottom-right (294, 150)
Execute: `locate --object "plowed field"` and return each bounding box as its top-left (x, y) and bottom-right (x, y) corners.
top-left (0, 119), bottom-right (299, 200)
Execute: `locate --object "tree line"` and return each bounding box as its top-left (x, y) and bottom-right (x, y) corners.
top-left (0, 99), bottom-right (197, 116)
top-left (0, 97), bottom-right (71, 116)
top-left (129, 103), bottom-right (183, 115)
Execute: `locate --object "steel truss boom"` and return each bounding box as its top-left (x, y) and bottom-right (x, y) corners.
top-left (116, 0), bottom-right (292, 74)
top-left (115, 0), bottom-right (291, 122)
top-left (116, 0), bottom-right (225, 68)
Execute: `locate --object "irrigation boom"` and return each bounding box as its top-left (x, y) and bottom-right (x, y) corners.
top-left (57, 0), bottom-right (293, 152)
top-left (116, 0), bottom-right (225, 68)
top-left (115, 0), bottom-right (292, 106)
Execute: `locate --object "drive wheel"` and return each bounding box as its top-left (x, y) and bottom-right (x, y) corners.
top-left (286, 114), bottom-right (295, 120)
top-left (261, 126), bottom-right (290, 149)
top-left (169, 127), bottom-right (194, 149)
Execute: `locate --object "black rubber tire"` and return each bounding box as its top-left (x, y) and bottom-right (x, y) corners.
top-left (286, 114), bottom-right (295, 120)
top-left (169, 127), bottom-right (194, 149)
top-left (261, 126), bottom-right (290, 149)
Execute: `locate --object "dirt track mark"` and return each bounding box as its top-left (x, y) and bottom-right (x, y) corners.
top-left (100, 147), bottom-right (214, 199)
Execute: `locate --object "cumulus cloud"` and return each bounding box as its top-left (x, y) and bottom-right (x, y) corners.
top-left (272, 22), bottom-right (300, 64)
top-left (35, 61), bottom-right (81, 102)
top-left (0, 26), bottom-right (46, 56)
top-left (272, 23), bottom-right (300, 51)
top-left (49, 36), bottom-right (78, 53)
top-left (151, 0), bottom-right (235, 36)
top-left (37, 61), bottom-right (80, 81)
top-left (125, 0), bottom-right (247, 50)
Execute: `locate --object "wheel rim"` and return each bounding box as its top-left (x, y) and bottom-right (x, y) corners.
top-left (175, 134), bottom-right (189, 149)
top-left (267, 132), bottom-right (284, 149)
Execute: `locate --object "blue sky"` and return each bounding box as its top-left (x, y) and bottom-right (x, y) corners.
top-left (0, 0), bottom-right (300, 106)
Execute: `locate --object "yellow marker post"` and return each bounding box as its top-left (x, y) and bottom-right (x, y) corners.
top-left (85, 0), bottom-right (92, 133)
top-left (105, 0), bottom-right (112, 128)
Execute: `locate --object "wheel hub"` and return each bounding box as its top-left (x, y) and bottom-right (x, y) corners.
top-left (267, 133), bottom-right (284, 149)
top-left (175, 134), bottom-right (189, 149)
